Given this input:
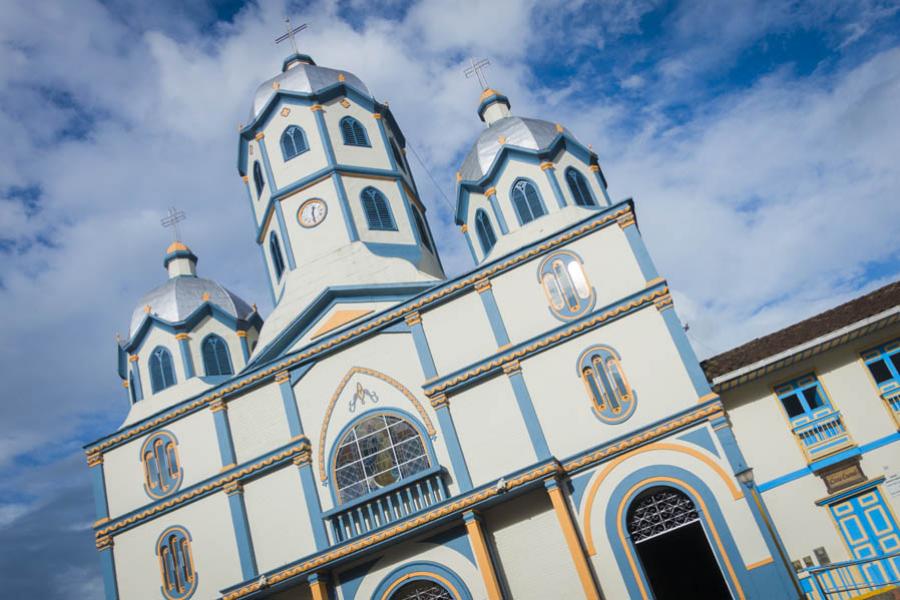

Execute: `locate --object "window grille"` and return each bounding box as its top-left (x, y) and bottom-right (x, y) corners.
top-left (202, 335), bottom-right (233, 376)
top-left (511, 179), bottom-right (546, 224)
top-left (280, 125), bottom-right (309, 160)
top-left (628, 488), bottom-right (699, 543)
top-left (390, 580), bottom-right (454, 600)
top-left (156, 526), bottom-right (197, 599)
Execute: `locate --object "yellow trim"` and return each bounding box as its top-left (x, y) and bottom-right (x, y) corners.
top-left (697, 392), bottom-right (720, 404)
top-left (339, 99), bottom-right (350, 108)
top-left (280, 107), bottom-right (291, 117)
top-left (317, 367), bottom-right (436, 482)
top-left (236, 330), bottom-right (248, 338)
top-left (582, 439), bottom-right (741, 555)
top-left (86, 207), bottom-right (635, 456)
top-left (129, 354), bottom-right (139, 362)
top-left (175, 333), bottom-right (190, 341)
top-left (546, 483), bottom-right (601, 599)
top-left (540, 161), bottom-right (555, 171)
top-left (589, 164), bottom-right (600, 172)
top-left (337, 73), bottom-right (346, 82)
top-left (484, 187), bottom-right (497, 197)
top-left (616, 213), bottom-right (636, 229)
top-left (166, 241), bottom-right (190, 253)
top-left (372, 113), bottom-right (382, 119)
top-left (241, 174), bottom-right (249, 183)
top-left (254, 132), bottom-right (264, 141)
top-left (459, 223), bottom-right (468, 233)
top-left (473, 278), bottom-right (492, 293)
top-left (310, 309), bottom-right (374, 339)
top-left (379, 572), bottom-right (463, 600)
top-left (479, 87), bottom-right (498, 101)
top-left (310, 578), bottom-right (327, 600)
top-left (464, 514), bottom-right (503, 600)
top-left (310, 104), bottom-right (324, 112)
top-left (616, 476), bottom-right (745, 600)
top-left (746, 557), bottom-right (774, 570)
top-left (404, 312), bottom-right (422, 326)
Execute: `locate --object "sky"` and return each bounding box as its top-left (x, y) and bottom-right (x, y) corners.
top-left (1, 0), bottom-right (899, 596)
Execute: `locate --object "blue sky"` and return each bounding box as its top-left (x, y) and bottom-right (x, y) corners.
top-left (1, 0), bottom-right (899, 596)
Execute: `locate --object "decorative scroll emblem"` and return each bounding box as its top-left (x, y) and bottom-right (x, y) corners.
top-left (348, 382), bottom-right (379, 413)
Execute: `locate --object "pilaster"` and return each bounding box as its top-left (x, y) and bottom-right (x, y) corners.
top-left (484, 187), bottom-right (509, 234)
top-left (431, 393), bottom-right (473, 492)
top-left (309, 572), bottom-right (329, 600)
top-left (237, 330), bottom-right (251, 362)
top-left (653, 292), bottom-right (713, 397)
top-left (475, 278), bottom-right (510, 347)
top-left (96, 535), bottom-right (119, 600)
top-left (541, 162), bottom-right (567, 209)
top-left (225, 481), bottom-right (258, 580)
top-left (589, 164), bottom-right (612, 205)
top-left (545, 478), bottom-right (601, 600)
top-left (211, 399), bottom-right (237, 469)
top-left (175, 333), bottom-right (196, 379)
top-left (276, 370), bottom-right (305, 438)
top-left (503, 360), bottom-right (550, 460)
top-left (87, 452), bottom-right (109, 523)
top-left (463, 511), bottom-right (503, 600)
top-left (460, 223), bottom-right (478, 263)
top-left (128, 355), bottom-right (143, 402)
top-left (294, 448), bottom-right (329, 550)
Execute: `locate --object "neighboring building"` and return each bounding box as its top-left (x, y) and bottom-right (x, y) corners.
top-left (86, 52), bottom-right (799, 599)
top-left (704, 282), bottom-right (900, 594)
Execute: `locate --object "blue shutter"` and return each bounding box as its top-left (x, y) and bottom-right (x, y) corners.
top-left (269, 233), bottom-right (285, 279)
top-left (361, 187), bottom-right (395, 230)
top-left (280, 126), bottom-right (308, 160)
top-left (150, 347), bottom-right (176, 393)
top-left (253, 161), bottom-right (264, 196)
top-left (475, 210), bottom-right (496, 254)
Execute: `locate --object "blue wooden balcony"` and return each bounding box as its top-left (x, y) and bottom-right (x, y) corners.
top-left (792, 410), bottom-right (854, 462)
top-left (323, 466), bottom-right (448, 544)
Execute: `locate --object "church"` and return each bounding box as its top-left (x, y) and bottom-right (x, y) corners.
top-left (84, 43), bottom-right (898, 600)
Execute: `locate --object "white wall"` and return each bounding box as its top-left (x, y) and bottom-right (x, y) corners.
top-left (229, 380), bottom-right (292, 465)
top-left (422, 290), bottom-right (498, 375)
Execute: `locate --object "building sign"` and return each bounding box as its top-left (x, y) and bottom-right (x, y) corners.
top-left (820, 460), bottom-right (867, 494)
top-left (885, 473), bottom-right (900, 498)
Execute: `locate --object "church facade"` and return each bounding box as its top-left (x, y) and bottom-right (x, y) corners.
top-left (86, 52), bottom-right (800, 599)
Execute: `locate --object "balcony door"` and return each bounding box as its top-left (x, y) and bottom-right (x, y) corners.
top-left (829, 487), bottom-right (900, 586)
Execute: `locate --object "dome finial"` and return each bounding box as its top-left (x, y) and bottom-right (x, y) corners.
top-left (160, 207), bottom-right (197, 278)
top-left (276, 17), bottom-right (312, 71)
top-left (464, 58), bottom-right (510, 125)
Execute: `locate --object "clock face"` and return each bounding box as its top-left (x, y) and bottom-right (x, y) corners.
top-left (298, 199), bottom-right (327, 228)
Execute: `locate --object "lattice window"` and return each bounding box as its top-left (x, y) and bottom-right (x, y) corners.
top-left (511, 179), bottom-right (546, 224)
top-left (280, 125), bottom-right (309, 160)
top-left (340, 116), bottom-right (370, 147)
top-left (390, 580), bottom-right (454, 600)
top-left (628, 488), bottom-right (699, 543)
top-left (334, 414), bottom-right (429, 503)
top-left (149, 346), bottom-right (176, 393)
top-left (156, 526), bottom-right (197, 599)
top-left (202, 334), bottom-right (233, 376)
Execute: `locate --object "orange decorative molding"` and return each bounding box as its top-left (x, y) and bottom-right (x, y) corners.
top-left (484, 187), bottom-right (497, 197)
top-left (223, 481), bottom-right (242, 496)
top-left (129, 354), bottom-right (139, 362)
top-left (404, 312), bottom-right (422, 326)
top-left (175, 333), bottom-right (190, 341)
top-left (209, 399), bottom-right (227, 413)
top-left (372, 113), bottom-right (383, 120)
top-left (274, 370), bottom-right (290, 384)
top-left (96, 535), bottom-right (113, 551)
top-left (589, 164), bottom-right (601, 172)
top-left (280, 107), bottom-right (291, 117)
top-left (540, 161), bottom-right (555, 171)
top-left (310, 104), bottom-right (324, 112)
top-left (311, 309), bottom-right (374, 340)
top-left (653, 293), bottom-right (674, 312)
top-left (86, 452), bottom-right (103, 468)
top-left (430, 394), bottom-right (448, 409)
top-left (338, 73), bottom-right (346, 82)
top-left (616, 213), bottom-right (636, 229)
top-left (460, 224), bottom-right (468, 233)
top-left (340, 99), bottom-right (351, 108)
top-left (502, 360), bottom-right (521, 375)
top-left (473, 278), bottom-right (492, 293)
top-left (236, 330), bottom-right (248, 338)
top-left (254, 132), bottom-right (265, 141)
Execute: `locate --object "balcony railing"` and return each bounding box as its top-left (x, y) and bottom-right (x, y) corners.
top-left (883, 389), bottom-right (900, 427)
top-left (792, 411), bottom-right (854, 462)
top-left (800, 551), bottom-right (900, 599)
top-left (323, 466), bottom-right (448, 544)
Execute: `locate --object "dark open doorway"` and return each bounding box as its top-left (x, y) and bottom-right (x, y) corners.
top-left (628, 488), bottom-right (731, 600)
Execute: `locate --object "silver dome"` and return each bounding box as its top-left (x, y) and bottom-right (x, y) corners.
top-left (129, 276), bottom-right (255, 338)
top-left (459, 116), bottom-right (569, 182)
top-left (250, 62), bottom-right (370, 123)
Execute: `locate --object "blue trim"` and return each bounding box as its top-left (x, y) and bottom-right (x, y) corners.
top-left (130, 360), bottom-right (144, 402)
top-left (274, 199), bottom-right (297, 271)
top-left (462, 227), bottom-right (478, 264)
top-left (658, 303), bottom-right (713, 397)
top-left (91, 462), bottom-right (109, 521)
top-left (164, 248), bottom-right (198, 268)
top-left (125, 302), bottom-right (263, 353)
top-left (570, 470), bottom-right (593, 512)
top-left (375, 115), bottom-right (397, 171)
top-left (510, 177), bottom-right (549, 226)
top-left (99, 545), bottom-right (119, 600)
top-left (544, 166), bottom-right (567, 209)
top-left (239, 334), bottom-right (250, 363)
top-left (277, 375), bottom-right (304, 438)
top-left (621, 218), bottom-right (660, 281)
top-left (336, 558), bottom-right (379, 600)
top-left (577, 344), bottom-right (639, 424)
top-left (677, 427), bottom-right (719, 458)
top-left (591, 168), bottom-right (612, 206)
top-left (477, 92), bottom-right (510, 121)
top-left (409, 320), bottom-right (437, 379)
top-left (325, 407), bottom-right (439, 506)
top-left (373, 561), bottom-right (472, 600)
top-left (155, 526), bottom-right (198, 599)
top-left (259, 242), bottom-right (277, 308)
top-left (605, 465), bottom-right (752, 600)
top-left (339, 116), bottom-right (371, 147)
top-left (538, 250), bottom-right (596, 321)
top-left (213, 407), bottom-right (237, 467)
top-left (280, 125), bottom-right (309, 161)
top-left (282, 53), bottom-right (315, 71)
top-left (314, 109), bottom-right (337, 166)
top-left (257, 137), bottom-right (276, 198)
top-left (297, 461), bottom-right (329, 550)
top-left (422, 525), bottom-right (476, 566)
top-left (758, 431), bottom-right (900, 492)
top-left (332, 172), bottom-right (359, 241)
top-left (227, 489), bottom-right (258, 579)
top-left (177, 336), bottom-right (196, 379)
top-left (486, 190), bottom-right (509, 234)
top-left (477, 286), bottom-right (510, 347)
top-left (435, 404), bottom-right (473, 492)
top-left (507, 370), bottom-right (551, 460)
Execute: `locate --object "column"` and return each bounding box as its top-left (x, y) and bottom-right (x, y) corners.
top-left (294, 449), bottom-right (329, 550)
top-left (540, 162), bottom-right (567, 209)
top-left (589, 164), bottom-right (612, 205)
top-left (309, 572), bottom-right (329, 600)
top-left (617, 212), bottom-right (659, 282)
top-left (545, 479), bottom-right (601, 600)
top-left (211, 399), bottom-right (237, 470)
top-left (463, 511), bottom-right (503, 600)
top-left (96, 535), bottom-right (119, 600)
top-left (175, 333), bottom-right (196, 379)
top-left (128, 355), bottom-right (143, 402)
top-left (474, 279), bottom-right (510, 347)
top-left (484, 187), bottom-right (509, 234)
top-left (87, 452), bottom-right (109, 523)
top-left (711, 415), bottom-right (802, 597)
top-left (276, 370), bottom-right (305, 439)
top-left (237, 330), bottom-right (251, 363)
top-left (653, 292), bottom-right (713, 397)
top-left (460, 223), bottom-right (478, 263)
top-left (225, 481), bottom-right (258, 580)
top-left (503, 361), bottom-right (550, 460)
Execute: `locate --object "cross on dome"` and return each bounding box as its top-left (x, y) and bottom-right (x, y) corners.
top-left (275, 16), bottom-right (308, 55)
top-left (464, 57), bottom-right (491, 90)
top-left (160, 207), bottom-right (186, 242)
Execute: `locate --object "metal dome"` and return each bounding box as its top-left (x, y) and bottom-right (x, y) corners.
top-left (249, 59), bottom-right (370, 123)
top-left (459, 116), bottom-right (570, 182)
top-left (129, 276), bottom-right (255, 338)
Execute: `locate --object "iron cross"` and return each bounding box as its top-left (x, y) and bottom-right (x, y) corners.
top-left (275, 16), bottom-right (308, 55)
top-left (160, 207), bottom-right (186, 242)
top-left (464, 57), bottom-right (491, 90)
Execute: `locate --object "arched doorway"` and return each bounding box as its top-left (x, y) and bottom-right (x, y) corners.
top-left (627, 487), bottom-right (731, 599)
top-left (389, 579), bottom-right (454, 600)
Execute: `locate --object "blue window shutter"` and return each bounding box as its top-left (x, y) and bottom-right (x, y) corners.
top-left (566, 168), bottom-right (594, 207)
top-left (524, 182), bottom-right (544, 218)
top-left (203, 336), bottom-right (233, 376)
top-left (270, 233), bottom-right (285, 279)
top-left (150, 347), bottom-right (176, 393)
top-left (253, 161), bottom-right (264, 196)
top-left (280, 126), bottom-right (308, 160)
top-left (361, 187), bottom-right (394, 230)
top-left (475, 210), bottom-right (496, 254)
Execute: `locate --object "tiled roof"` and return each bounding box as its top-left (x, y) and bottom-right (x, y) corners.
top-left (701, 281), bottom-right (900, 381)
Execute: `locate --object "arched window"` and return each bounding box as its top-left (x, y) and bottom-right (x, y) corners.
top-left (538, 251), bottom-right (594, 320)
top-left (511, 179), bottom-right (546, 224)
top-left (579, 345), bottom-right (636, 423)
top-left (340, 116), bottom-right (370, 147)
top-left (280, 125), bottom-right (308, 160)
top-left (156, 526), bottom-right (197, 600)
top-left (252, 161), bottom-right (264, 196)
top-left (565, 167), bottom-right (596, 207)
top-left (475, 209), bottom-right (497, 255)
top-left (149, 346), bottom-right (176, 393)
top-left (628, 488), bottom-right (699, 543)
top-left (390, 581), bottom-right (454, 600)
top-left (412, 207), bottom-right (434, 253)
top-left (141, 431), bottom-right (182, 498)
top-left (390, 140), bottom-right (406, 172)
top-left (269, 232), bottom-right (286, 280)
top-left (129, 371), bottom-right (137, 404)
top-left (360, 187), bottom-right (396, 231)
top-left (333, 413), bottom-right (430, 503)
top-left (201, 335), bottom-right (233, 377)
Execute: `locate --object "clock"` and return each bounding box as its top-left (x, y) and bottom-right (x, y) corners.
top-left (298, 198), bottom-right (327, 228)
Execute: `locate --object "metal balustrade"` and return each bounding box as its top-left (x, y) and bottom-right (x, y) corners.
top-left (801, 551), bottom-right (900, 599)
top-left (323, 467), bottom-right (448, 544)
top-left (792, 411), bottom-right (854, 461)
